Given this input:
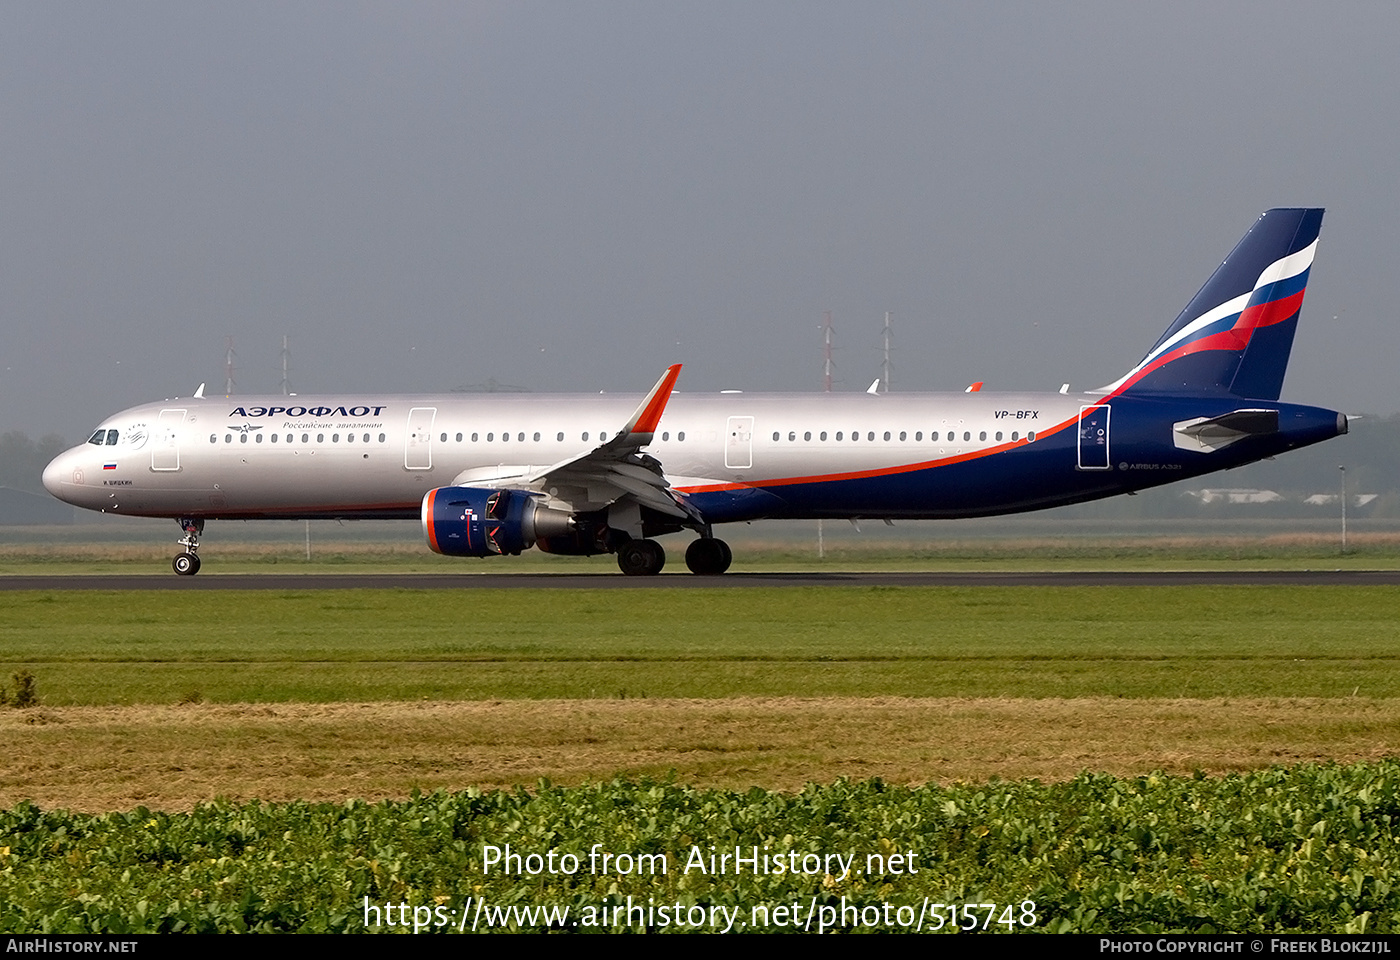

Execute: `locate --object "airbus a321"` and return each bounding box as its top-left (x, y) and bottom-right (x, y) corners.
top-left (44, 208), bottom-right (1346, 576)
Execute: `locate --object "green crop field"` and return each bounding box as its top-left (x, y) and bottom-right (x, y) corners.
top-left (4, 766), bottom-right (1399, 933)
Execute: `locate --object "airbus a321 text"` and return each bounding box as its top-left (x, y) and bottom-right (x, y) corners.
top-left (44, 208), bottom-right (1347, 576)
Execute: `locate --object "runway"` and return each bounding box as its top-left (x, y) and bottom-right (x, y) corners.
top-left (2, 570), bottom-right (1398, 590)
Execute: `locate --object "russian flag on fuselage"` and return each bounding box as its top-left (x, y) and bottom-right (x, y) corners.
top-left (1104, 208), bottom-right (1323, 401)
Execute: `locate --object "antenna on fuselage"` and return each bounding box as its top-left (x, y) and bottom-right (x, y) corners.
top-left (281, 335), bottom-right (291, 396)
top-left (822, 311), bottom-right (835, 393)
top-left (223, 336), bottom-right (237, 396)
top-left (880, 311), bottom-right (892, 393)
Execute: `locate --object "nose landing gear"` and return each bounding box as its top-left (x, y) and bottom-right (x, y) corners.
top-left (173, 518), bottom-right (204, 576)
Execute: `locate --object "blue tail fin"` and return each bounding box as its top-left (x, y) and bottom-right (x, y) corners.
top-left (1103, 208), bottom-right (1323, 400)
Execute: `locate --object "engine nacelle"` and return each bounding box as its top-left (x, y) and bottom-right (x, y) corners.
top-left (422, 486), bottom-right (572, 557)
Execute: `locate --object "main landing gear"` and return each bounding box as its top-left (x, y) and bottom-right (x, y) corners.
top-left (684, 537), bottom-right (732, 576)
top-left (616, 538), bottom-right (666, 576)
top-left (172, 518), bottom-right (203, 576)
top-left (614, 536), bottom-right (733, 576)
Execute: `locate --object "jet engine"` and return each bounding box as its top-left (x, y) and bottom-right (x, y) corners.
top-left (422, 486), bottom-right (573, 557)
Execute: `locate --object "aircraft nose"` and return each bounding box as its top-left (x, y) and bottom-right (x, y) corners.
top-left (42, 451), bottom-right (68, 498)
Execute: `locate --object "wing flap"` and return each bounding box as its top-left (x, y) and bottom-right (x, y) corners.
top-left (512, 364), bottom-right (698, 521)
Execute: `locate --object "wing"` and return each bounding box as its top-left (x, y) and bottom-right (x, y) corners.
top-left (451, 364), bottom-right (698, 521)
top-left (528, 364), bottom-right (696, 519)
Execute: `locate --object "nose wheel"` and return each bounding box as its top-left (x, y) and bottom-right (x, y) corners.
top-left (173, 518), bottom-right (204, 576)
top-left (172, 552), bottom-right (202, 576)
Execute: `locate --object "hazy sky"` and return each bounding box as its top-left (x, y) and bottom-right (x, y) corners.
top-left (5, 2), bottom-right (1399, 441)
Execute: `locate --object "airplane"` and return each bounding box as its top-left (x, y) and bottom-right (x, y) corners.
top-left (43, 208), bottom-right (1346, 577)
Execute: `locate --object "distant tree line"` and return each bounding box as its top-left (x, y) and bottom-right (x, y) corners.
top-left (0, 432), bottom-right (67, 495)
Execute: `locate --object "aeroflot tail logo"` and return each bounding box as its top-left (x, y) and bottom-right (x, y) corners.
top-left (230, 405), bottom-right (388, 418)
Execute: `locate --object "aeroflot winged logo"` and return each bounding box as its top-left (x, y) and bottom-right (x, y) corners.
top-left (230, 404), bottom-right (389, 418)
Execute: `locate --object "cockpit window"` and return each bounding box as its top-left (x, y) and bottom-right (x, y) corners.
top-left (88, 430), bottom-right (104, 445)
top-left (106, 429), bottom-right (119, 445)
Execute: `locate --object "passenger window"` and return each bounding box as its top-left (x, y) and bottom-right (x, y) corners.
top-left (915, 431), bottom-right (922, 441)
top-left (582, 432), bottom-right (589, 441)
top-left (995, 431), bottom-right (1003, 441)
top-left (519, 433), bottom-right (526, 442)
top-left (456, 433), bottom-right (463, 442)
top-left (240, 434), bottom-right (248, 444)
top-left (302, 434), bottom-right (309, 443)
top-left (868, 432), bottom-right (875, 441)
top-left (558, 432), bottom-right (565, 441)
top-left (804, 431), bottom-right (811, 441)
top-left (1027, 431), bottom-right (1036, 442)
top-left (347, 433), bottom-right (355, 443)
top-left (472, 433), bottom-right (479, 442)
top-left (317, 433), bottom-right (325, 443)
top-left (488, 433), bottom-right (494, 442)
top-left (884, 431), bottom-right (891, 441)
top-left (836, 431), bottom-right (843, 441)
top-left (209, 434), bottom-right (217, 444)
top-left (979, 431), bottom-right (987, 441)
top-left (678, 431), bottom-right (685, 441)
top-left (1011, 431), bottom-right (1018, 441)
top-left (772, 432), bottom-right (780, 441)
top-left (439, 433), bottom-right (446, 442)
top-left (963, 432), bottom-right (970, 441)
top-left (820, 432), bottom-right (827, 441)
top-left (271, 433), bottom-right (278, 444)
top-left (600, 432), bottom-right (608, 441)
top-left (661, 432), bottom-right (669, 441)
top-left (533, 432), bottom-right (540, 442)
top-left (255, 434), bottom-right (263, 443)
top-left (225, 435), bottom-right (233, 444)
top-left (378, 433), bottom-right (386, 443)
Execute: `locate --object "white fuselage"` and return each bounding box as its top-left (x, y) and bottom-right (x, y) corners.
top-left (43, 389), bottom-right (1089, 522)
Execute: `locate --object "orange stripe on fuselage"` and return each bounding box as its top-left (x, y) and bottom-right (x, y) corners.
top-left (674, 413), bottom-right (1080, 494)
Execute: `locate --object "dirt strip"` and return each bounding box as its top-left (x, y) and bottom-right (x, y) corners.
top-left (3, 696), bottom-right (1398, 811)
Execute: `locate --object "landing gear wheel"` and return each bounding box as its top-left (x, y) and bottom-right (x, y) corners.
top-left (617, 539), bottom-right (666, 576)
top-left (685, 537), bottom-right (732, 575)
top-left (172, 553), bottom-right (201, 576)
top-left (172, 517), bottom-right (204, 576)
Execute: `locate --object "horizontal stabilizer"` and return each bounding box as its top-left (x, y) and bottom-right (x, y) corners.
top-left (1172, 409), bottom-right (1279, 453)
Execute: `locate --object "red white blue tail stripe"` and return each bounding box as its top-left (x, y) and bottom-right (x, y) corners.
top-left (1100, 208), bottom-right (1323, 401)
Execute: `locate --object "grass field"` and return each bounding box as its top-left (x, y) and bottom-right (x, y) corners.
top-left (2, 582), bottom-right (1399, 810)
